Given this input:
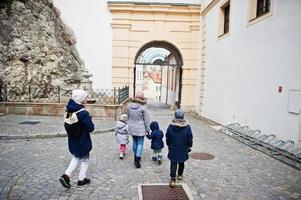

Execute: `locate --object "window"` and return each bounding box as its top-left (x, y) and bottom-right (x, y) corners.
top-left (223, 5), bottom-right (230, 34)
top-left (218, 1), bottom-right (230, 37)
top-left (256, 0), bottom-right (270, 18)
top-left (248, 0), bottom-right (273, 24)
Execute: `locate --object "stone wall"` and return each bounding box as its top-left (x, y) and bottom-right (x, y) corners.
top-left (0, 100), bottom-right (129, 119)
top-left (0, 0), bottom-right (85, 97)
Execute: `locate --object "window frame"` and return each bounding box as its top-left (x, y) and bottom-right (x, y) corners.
top-left (223, 4), bottom-right (230, 34)
top-left (256, 0), bottom-right (271, 18)
top-left (247, 0), bottom-right (273, 26)
top-left (218, 0), bottom-right (231, 38)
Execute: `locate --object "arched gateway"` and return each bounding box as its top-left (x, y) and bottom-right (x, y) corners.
top-left (108, 2), bottom-right (200, 110)
top-left (134, 41), bottom-right (183, 108)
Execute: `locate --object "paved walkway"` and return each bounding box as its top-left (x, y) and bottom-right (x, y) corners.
top-left (0, 100), bottom-right (300, 200)
top-left (0, 115), bottom-right (115, 138)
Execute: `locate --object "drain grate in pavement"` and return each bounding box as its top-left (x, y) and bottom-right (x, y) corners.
top-left (190, 152), bottom-right (215, 160)
top-left (139, 184), bottom-right (191, 200)
top-left (19, 121), bottom-right (40, 125)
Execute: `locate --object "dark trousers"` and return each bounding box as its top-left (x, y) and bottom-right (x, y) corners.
top-left (170, 161), bottom-right (185, 178)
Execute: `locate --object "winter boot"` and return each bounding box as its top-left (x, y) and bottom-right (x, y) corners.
top-left (134, 155), bottom-right (138, 167)
top-left (135, 156), bottom-right (141, 168)
top-left (177, 175), bottom-right (183, 180)
top-left (169, 178), bottom-right (176, 188)
top-left (157, 155), bottom-right (162, 165)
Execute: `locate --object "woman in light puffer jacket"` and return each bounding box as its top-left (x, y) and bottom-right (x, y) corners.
top-left (127, 90), bottom-right (150, 168)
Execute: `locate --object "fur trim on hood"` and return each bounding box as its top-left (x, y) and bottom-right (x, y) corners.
top-left (130, 97), bottom-right (146, 105)
top-left (170, 119), bottom-right (189, 127)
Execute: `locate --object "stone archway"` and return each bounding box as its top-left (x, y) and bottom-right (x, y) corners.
top-left (108, 2), bottom-right (200, 110)
top-left (134, 40), bottom-right (183, 108)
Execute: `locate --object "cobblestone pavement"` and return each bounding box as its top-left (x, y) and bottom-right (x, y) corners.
top-left (0, 115), bottom-right (115, 137)
top-left (0, 100), bottom-right (300, 200)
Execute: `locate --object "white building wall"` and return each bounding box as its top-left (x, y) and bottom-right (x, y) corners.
top-left (168, 90), bottom-right (177, 105)
top-left (202, 0), bottom-right (301, 142)
top-left (53, 0), bottom-right (200, 89)
top-left (161, 86), bottom-right (177, 105)
top-left (135, 65), bottom-right (143, 91)
top-left (53, 0), bottom-right (112, 89)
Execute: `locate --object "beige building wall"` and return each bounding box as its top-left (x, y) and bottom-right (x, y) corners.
top-left (108, 2), bottom-right (201, 110)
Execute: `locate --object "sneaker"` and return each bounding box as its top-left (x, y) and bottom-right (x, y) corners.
top-left (59, 174), bottom-right (71, 188)
top-left (77, 178), bottom-right (91, 186)
top-left (157, 159), bottom-right (162, 165)
top-left (177, 175), bottom-right (183, 180)
top-left (169, 178), bottom-right (176, 188)
top-left (119, 153), bottom-right (124, 159)
top-left (152, 157), bottom-right (157, 162)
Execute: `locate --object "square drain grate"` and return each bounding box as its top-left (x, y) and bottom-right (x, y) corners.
top-left (19, 121), bottom-right (40, 125)
top-left (139, 184), bottom-right (192, 200)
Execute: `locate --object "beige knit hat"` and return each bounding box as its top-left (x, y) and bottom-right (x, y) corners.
top-left (135, 90), bottom-right (144, 99)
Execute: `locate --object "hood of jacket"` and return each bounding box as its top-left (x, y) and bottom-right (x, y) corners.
top-left (150, 121), bottom-right (159, 131)
top-left (66, 99), bottom-right (84, 112)
top-left (128, 97), bottom-right (146, 109)
top-left (170, 119), bottom-right (189, 130)
top-left (116, 120), bottom-right (127, 129)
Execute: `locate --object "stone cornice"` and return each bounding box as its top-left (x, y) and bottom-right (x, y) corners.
top-left (108, 1), bottom-right (201, 14)
top-left (201, 0), bottom-right (220, 16)
top-left (111, 23), bottom-right (132, 29)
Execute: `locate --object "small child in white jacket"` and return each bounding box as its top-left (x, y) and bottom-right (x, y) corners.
top-left (115, 114), bottom-right (129, 159)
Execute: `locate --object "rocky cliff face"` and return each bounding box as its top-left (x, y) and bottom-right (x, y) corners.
top-left (0, 0), bottom-right (84, 97)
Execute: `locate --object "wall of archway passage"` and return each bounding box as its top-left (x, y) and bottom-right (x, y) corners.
top-left (108, 2), bottom-right (201, 110)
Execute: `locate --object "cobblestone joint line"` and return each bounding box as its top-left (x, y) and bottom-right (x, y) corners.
top-left (0, 128), bottom-right (115, 140)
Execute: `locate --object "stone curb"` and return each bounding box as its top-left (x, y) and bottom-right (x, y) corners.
top-left (0, 128), bottom-right (115, 140)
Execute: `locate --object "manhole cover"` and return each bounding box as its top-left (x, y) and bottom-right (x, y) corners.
top-left (140, 185), bottom-right (190, 200)
top-left (190, 152), bottom-right (215, 160)
top-left (19, 121), bottom-right (40, 125)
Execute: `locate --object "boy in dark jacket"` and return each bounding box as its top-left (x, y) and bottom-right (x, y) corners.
top-left (59, 89), bottom-right (94, 188)
top-left (146, 121), bottom-right (164, 164)
top-left (166, 109), bottom-right (193, 188)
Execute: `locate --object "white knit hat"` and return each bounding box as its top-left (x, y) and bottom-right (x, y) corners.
top-left (119, 114), bottom-right (128, 122)
top-left (72, 89), bottom-right (88, 104)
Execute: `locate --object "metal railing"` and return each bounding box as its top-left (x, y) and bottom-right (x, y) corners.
top-left (0, 84), bottom-right (129, 105)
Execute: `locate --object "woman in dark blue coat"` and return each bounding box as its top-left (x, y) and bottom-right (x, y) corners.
top-left (146, 121), bottom-right (164, 164)
top-left (166, 109), bottom-right (193, 187)
top-left (59, 90), bottom-right (94, 188)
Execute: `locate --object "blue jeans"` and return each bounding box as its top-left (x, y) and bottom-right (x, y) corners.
top-left (132, 136), bottom-right (144, 157)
